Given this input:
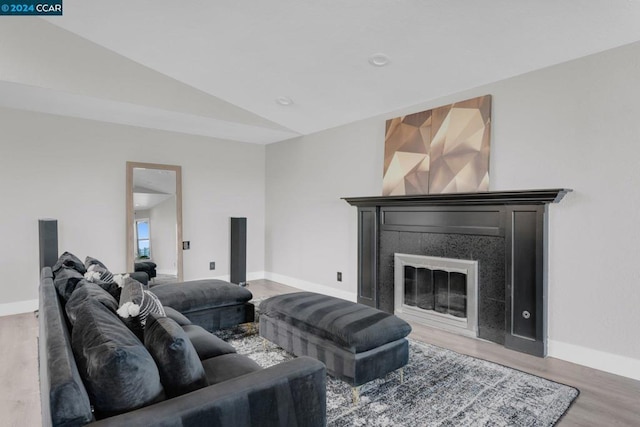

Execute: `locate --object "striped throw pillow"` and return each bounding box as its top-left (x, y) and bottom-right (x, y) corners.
top-left (85, 264), bottom-right (115, 284)
top-left (117, 276), bottom-right (166, 326)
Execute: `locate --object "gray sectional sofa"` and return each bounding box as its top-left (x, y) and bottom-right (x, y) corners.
top-left (39, 264), bottom-right (326, 426)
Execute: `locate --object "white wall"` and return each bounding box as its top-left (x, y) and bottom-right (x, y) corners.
top-left (265, 41), bottom-right (640, 377)
top-left (265, 120), bottom-right (383, 300)
top-left (0, 108), bottom-right (265, 308)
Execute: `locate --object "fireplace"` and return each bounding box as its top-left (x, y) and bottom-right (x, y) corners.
top-left (344, 189), bottom-right (571, 357)
top-left (394, 253), bottom-right (478, 338)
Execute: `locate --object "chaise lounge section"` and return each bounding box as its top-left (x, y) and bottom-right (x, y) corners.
top-left (152, 279), bottom-right (254, 332)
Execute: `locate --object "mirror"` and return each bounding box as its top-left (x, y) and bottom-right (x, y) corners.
top-left (126, 162), bottom-right (183, 283)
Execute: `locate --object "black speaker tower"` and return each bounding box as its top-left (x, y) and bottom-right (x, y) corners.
top-left (230, 217), bottom-right (247, 286)
top-left (39, 219), bottom-right (58, 271)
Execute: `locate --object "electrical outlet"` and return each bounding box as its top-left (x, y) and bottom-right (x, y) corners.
top-left (182, 241), bottom-right (190, 250)
top-left (337, 272), bottom-right (342, 282)
top-left (209, 262), bottom-right (215, 270)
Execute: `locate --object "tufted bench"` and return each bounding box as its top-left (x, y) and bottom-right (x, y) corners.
top-left (152, 279), bottom-right (254, 332)
top-left (259, 292), bottom-right (411, 397)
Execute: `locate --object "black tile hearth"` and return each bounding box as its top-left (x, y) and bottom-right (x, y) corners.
top-left (380, 230), bottom-right (506, 344)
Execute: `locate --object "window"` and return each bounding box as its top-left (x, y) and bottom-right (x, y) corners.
top-left (136, 219), bottom-right (150, 258)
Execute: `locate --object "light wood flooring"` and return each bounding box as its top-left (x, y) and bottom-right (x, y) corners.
top-left (2, 279), bottom-right (639, 426)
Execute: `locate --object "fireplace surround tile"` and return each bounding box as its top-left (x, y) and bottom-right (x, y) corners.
top-left (478, 298), bottom-right (506, 344)
top-left (381, 230), bottom-right (506, 344)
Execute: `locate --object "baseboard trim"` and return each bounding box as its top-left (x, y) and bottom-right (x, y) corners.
top-left (195, 271), bottom-right (267, 283)
top-left (263, 272), bottom-right (356, 302)
top-left (548, 339), bottom-right (640, 381)
top-left (0, 299), bottom-right (38, 317)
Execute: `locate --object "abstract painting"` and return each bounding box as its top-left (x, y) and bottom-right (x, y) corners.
top-left (383, 95), bottom-right (491, 195)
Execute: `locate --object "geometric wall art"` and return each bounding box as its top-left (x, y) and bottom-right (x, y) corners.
top-left (383, 95), bottom-right (492, 195)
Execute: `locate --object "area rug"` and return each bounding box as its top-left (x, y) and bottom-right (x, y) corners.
top-left (217, 325), bottom-right (579, 427)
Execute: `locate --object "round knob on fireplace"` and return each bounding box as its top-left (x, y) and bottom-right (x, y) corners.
top-left (522, 310), bottom-right (531, 319)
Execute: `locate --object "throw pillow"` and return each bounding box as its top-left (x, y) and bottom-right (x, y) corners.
top-left (84, 255), bottom-right (108, 270)
top-left (85, 264), bottom-right (114, 284)
top-left (144, 313), bottom-right (208, 397)
top-left (65, 280), bottom-right (119, 325)
top-left (117, 276), bottom-right (166, 326)
top-left (71, 299), bottom-right (164, 416)
top-left (84, 264), bottom-right (121, 300)
top-left (53, 268), bottom-right (84, 302)
top-left (52, 252), bottom-right (86, 275)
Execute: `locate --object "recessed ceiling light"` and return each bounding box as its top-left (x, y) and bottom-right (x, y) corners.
top-left (275, 96), bottom-right (294, 106)
top-left (368, 53), bottom-right (390, 67)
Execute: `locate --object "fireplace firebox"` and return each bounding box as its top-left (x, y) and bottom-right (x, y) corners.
top-left (395, 253), bottom-right (478, 338)
top-left (344, 189), bottom-right (571, 357)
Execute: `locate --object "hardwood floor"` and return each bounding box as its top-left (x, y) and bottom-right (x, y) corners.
top-left (0, 311), bottom-right (41, 427)
top-left (4, 279), bottom-right (639, 426)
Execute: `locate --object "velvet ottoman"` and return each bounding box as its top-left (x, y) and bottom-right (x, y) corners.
top-left (259, 292), bottom-right (411, 388)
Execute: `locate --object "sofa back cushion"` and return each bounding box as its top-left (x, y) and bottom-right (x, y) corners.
top-left (52, 251), bottom-right (86, 275)
top-left (144, 313), bottom-right (208, 398)
top-left (65, 280), bottom-right (119, 325)
top-left (53, 268), bottom-right (84, 302)
top-left (71, 298), bottom-right (164, 417)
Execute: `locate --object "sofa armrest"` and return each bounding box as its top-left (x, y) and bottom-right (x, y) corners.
top-left (89, 356), bottom-right (326, 427)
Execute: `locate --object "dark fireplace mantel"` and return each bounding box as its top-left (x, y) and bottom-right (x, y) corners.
top-left (344, 189), bottom-right (571, 357)
top-left (343, 189), bottom-right (571, 207)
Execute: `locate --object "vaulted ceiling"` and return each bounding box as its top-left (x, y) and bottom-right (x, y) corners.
top-left (2, 1), bottom-right (640, 144)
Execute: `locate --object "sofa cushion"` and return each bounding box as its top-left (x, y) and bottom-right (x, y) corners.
top-left (71, 299), bottom-right (163, 416)
top-left (117, 276), bottom-right (166, 326)
top-left (201, 353), bottom-right (262, 385)
top-left (65, 280), bottom-right (118, 325)
top-left (164, 306), bottom-right (192, 326)
top-left (144, 313), bottom-right (208, 397)
top-left (53, 251), bottom-right (86, 275)
top-left (182, 324), bottom-right (236, 360)
top-left (53, 268), bottom-right (84, 302)
top-left (152, 279), bottom-right (252, 312)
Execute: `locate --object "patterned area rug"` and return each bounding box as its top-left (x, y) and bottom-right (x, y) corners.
top-left (217, 324), bottom-right (578, 427)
